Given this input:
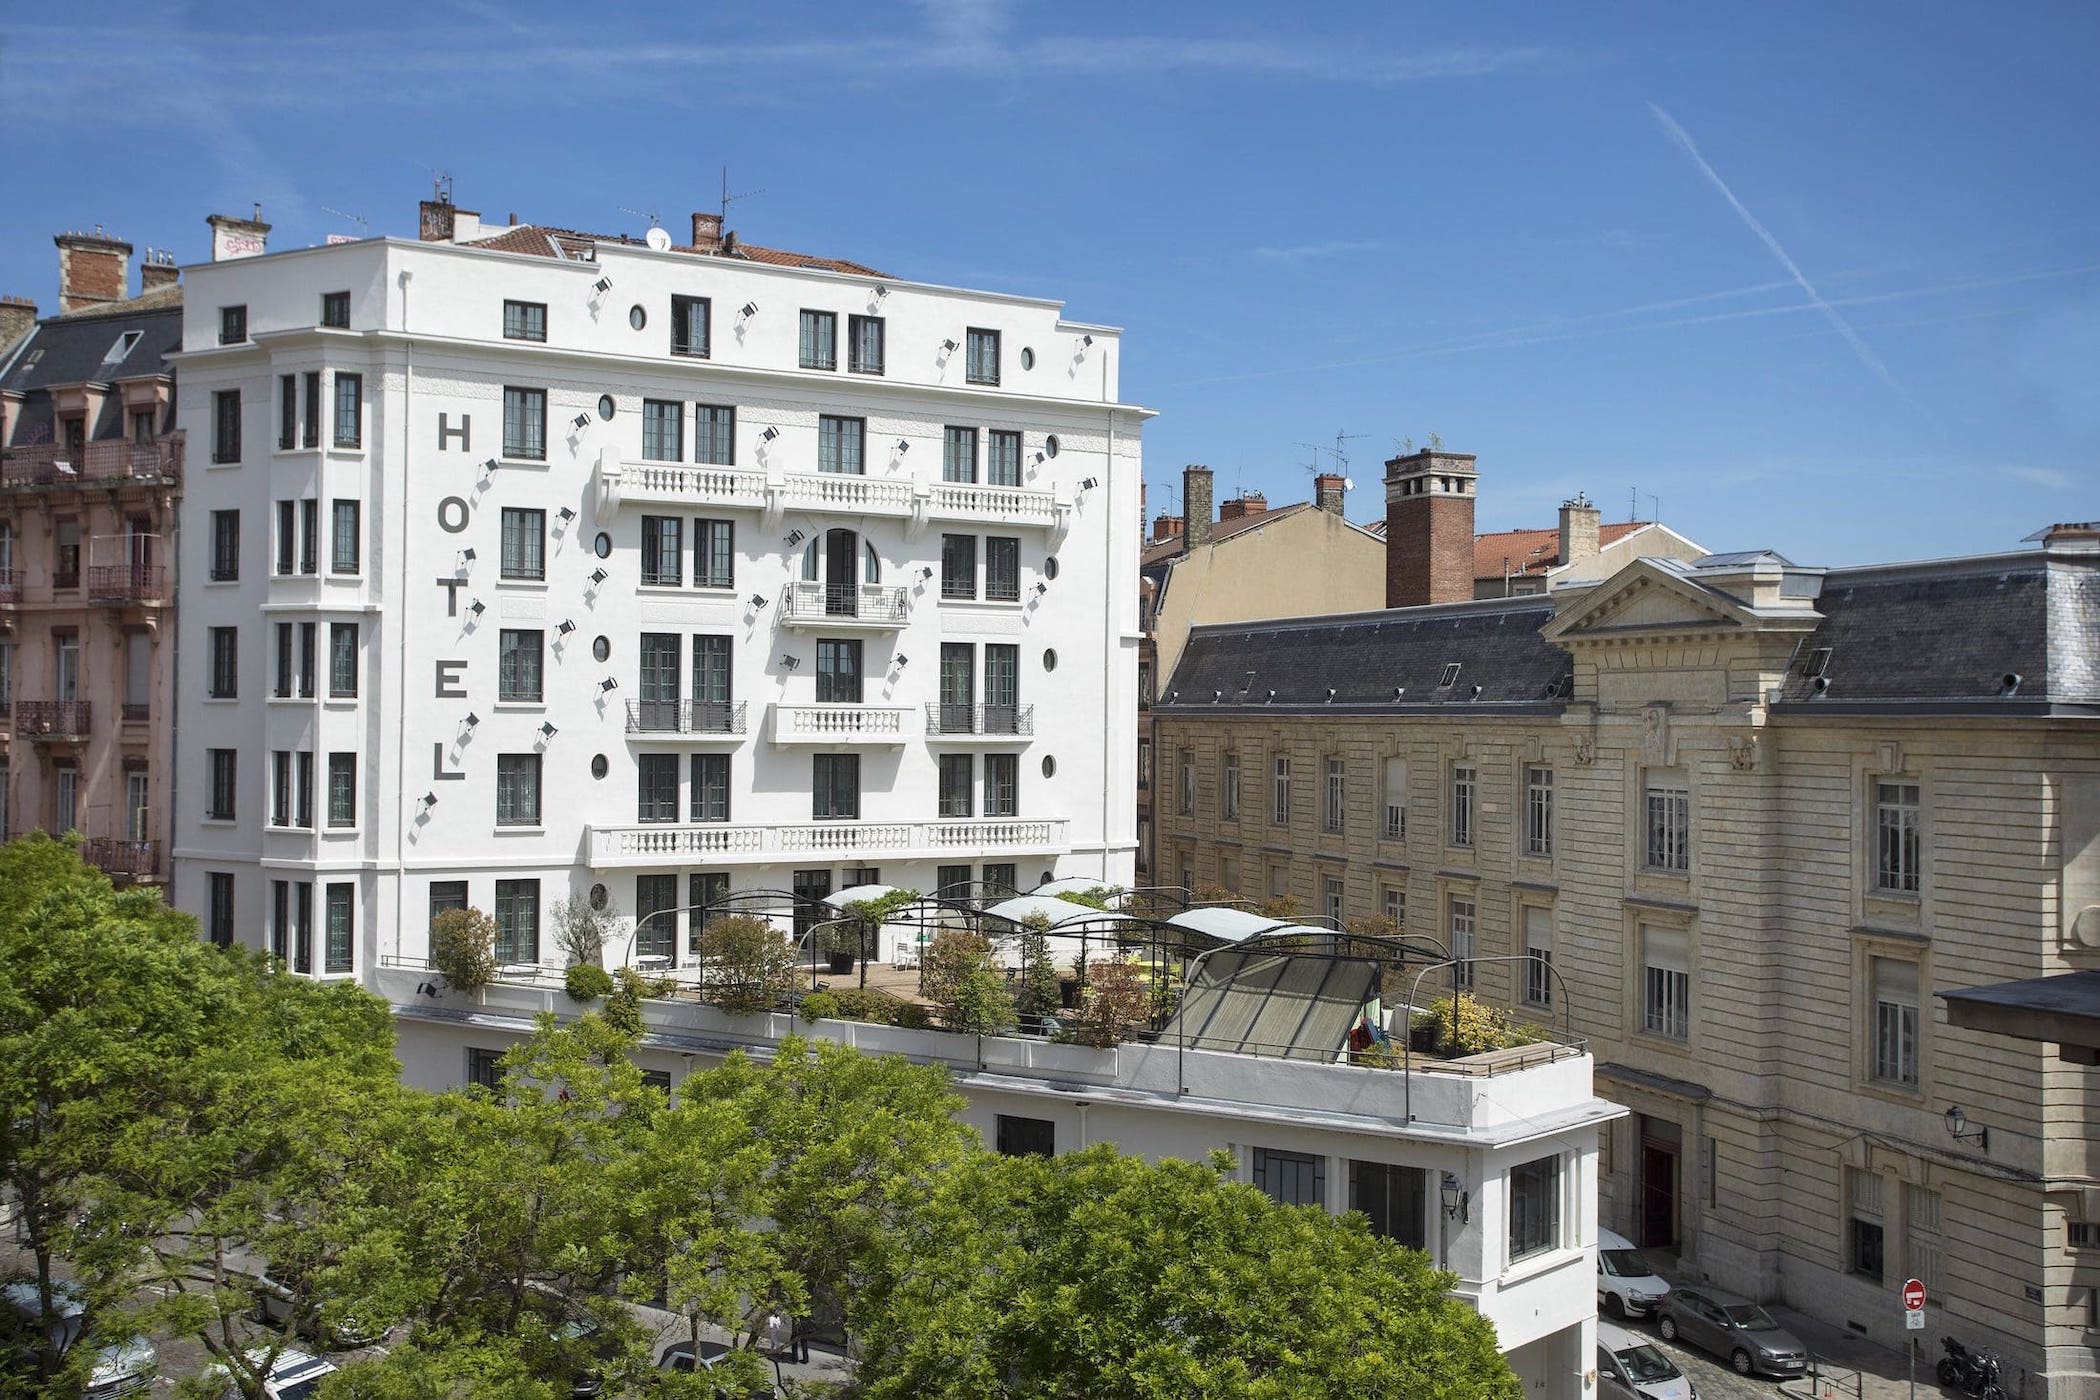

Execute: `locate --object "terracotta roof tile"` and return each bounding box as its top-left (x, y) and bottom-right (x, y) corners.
top-left (1139, 501), bottom-right (1311, 567)
top-left (1471, 521), bottom-right (1649, 581)
top-left (460, 223), bottom-right (886, 278)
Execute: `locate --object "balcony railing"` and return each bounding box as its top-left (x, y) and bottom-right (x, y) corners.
top-left (588, 816), bottom-right (1069, 867)
top-left (625, 699), bottom-right (747, 736)
top-left (779, 581), bottom-right (909, 626)
top-left (597, 456), bottom-right (1065, 531)
top-left (87, 564), bottom-right (167, 605)
top-left (0, 438), bottom-right (183, 489)
top-left (13, 700), bottom-right (90, 739)
top-left (927, 480), bottom-right (1059, 526)
top-left (924, 703), bottom-right (1033, 737)
top-left (770, 703), bottom-right (913, 745)
top-left (81, 838), bottom-right (161, 880)
top-left (0, 568), bottom-right (15, 604)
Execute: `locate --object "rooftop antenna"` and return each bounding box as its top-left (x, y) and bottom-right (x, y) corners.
top-left (1296, 443), bottom-right (1325, 477)
top-left (720, 167), bottom-right (766, 227)
top-left (429, 170), bottom-right (453, 205)
top-left (1329, 429), bottom-right (1367, 477)
top-left (320, 206), bottom-right (369, 238)
top-left (1630, 485), bottom-right (1639, 522)
top-left (1647, 492), bottom-right (1661, 523)
top-left (620, 205), bottom-right (672, 251)
top-left (619, 204), bottom-right (662, 229)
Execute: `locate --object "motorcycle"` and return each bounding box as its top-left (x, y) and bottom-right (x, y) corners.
top-left (1938, 1336), bottom-right (2007, 1400)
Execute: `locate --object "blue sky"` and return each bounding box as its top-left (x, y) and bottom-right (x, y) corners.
top-left (4, 1), bottom-right (2095, 564)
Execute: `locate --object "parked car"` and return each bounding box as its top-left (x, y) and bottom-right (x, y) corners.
top-left (1598, 1319), bottom-right (1696, 1400)
top-left (1655, 1287), bottom-right (1809, 1378)
top-left (546, 1315), bottom-right (610, 1399)
top-left (659, 1339), bottom-right (774, 1398)
top-left (0, 1278), bottom-right (157, 1399)
top-left (1597, 1228), bottom-right (1672, 1319)
top-left (249, 1271), bottom-right (385, 1349)
top-left (207, 1346), bottom-right (337, 1400)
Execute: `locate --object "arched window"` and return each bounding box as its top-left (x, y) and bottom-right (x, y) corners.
top-left (863, 539), bottom-right (881, 584)
top-left (801, 538), bottom-right (819, 581)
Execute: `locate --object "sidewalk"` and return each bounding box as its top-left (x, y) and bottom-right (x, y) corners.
top-left (1767, 1303), bottom-right (1933, 1400)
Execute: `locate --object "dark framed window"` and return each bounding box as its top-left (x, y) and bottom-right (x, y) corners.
top-left (496, 753), bottom-right (542, 826)
top-left (274, 622), bottom-right (293, 697)
top-left (671, 295), bottom-right (710, 357)
top-left (816, 639), bottom-right (862, 703)
top-left (694, 405), bottom-right (735, 465)
top-left (642, 399), bottom-right (683, 462)
top-left (939, 754), bottom-right (974, 818)
top-left (502, 386), bottom-right (547, 460)
top-left (301, 372), bottom-right (320, 448)
top-left (942, 426), bottom-right (978, 484)
top-left (296, 751), bottom-right (315, 829)
top-left (813, 753), bottom-right (860, 821)
top-left (985, 536), bottom-right (1020, 601)
top-left (207, 872), bottom-right (235, 947)
top-left (988, 429), bottom-right (1021, 487)
top-left (503, 299), bottom-right (547, 342)
top-left (493, 879), bottom-right (540, 963)
top-left (985, 753), bottom-right (1018, 817)
top-left (219, 304), bottom-right (247, 345)
top-left (982, 863), bottom-right (1017, 896)
top-left (278, 374), bottom-right (296, 449)
top-left (270, 751), bottom-right (291, 826)
top-left (848, 314), bottom-right (885, 374)
top-left (791, 868), bottom-right (832, 941)
top-left (297, 622), bottom-right (316, 697)
top-left (637, 753), bottom-right (680, 823)
top-left (1508, 1154), bottom-right (1563, 1261)
top-left (688, 872), bottom-right (730, 952)
top-left (634, 875), bottom-right (677, 960)
top-left (939, 642), bottom-right (974, 728)
top-left (466, 1047), bottom-right (505, 1093)
top-left (639, 633), bottom-right (681, 704)
top-left (817, 415), bottom-right (864, 475)
top-left (936, 864), bottom-right (972, 899)
top-left (995, 1115), bottom-right (1055, 1157)
top-left (499, 629), bottom-right (543, 703)
top-left (213, 390), bottom-right (241, 463)
top-left (328, 622), bottom-right (358, 698)
top-left (941, 534), bottom-right (977, 600)
top-left (321, 292), bottom-right (350, 329)
top-left (693, 518), bottom-right (734, 588)
top-left (966, 327), bottom-right (1000, 385)
top-left (324, 883), bottom-right (353, 972)
top-left (429, 881), bottom-right (469, 928)
top-left (1252, 1147), bottom-right (1324, 1208)
top-left (208, 627), bottom-right (238, 698)
top-left (297, 498), bottom-right (319, 574)
top-left (798, 309), bottom-right (837, 370)
top-left (691, 634), bottom-right (732, 706)
top-left (333, 373), bottom-right (362, 448)
top-left (331, 500), bottom-right (360, 574)
top-left (273, 501), bottom-right (295, 576)
top-left (210, 509), bottom-right (240, 580)
top-left (690, 753), bottom-right (730, 823)
top-left (984, 644), bottom-right (1018, 720)
top-left (642, 515), bottom-right (684, 585)
top-left (501, 507), bottom-right (546, 581)
top-left (328, 752), bottom-right (356, 827)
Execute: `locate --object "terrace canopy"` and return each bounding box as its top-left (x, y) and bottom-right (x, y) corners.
top-left (1164, 948), bottom-right (1380, 1062)
top-left (1164, 905), bottom-right (1294, 944)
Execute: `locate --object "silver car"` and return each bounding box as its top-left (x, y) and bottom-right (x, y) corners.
top-left (1656, 1287), bottom-right (1808, 1378)
top-left (0, 1279), bottom-right (157, 1399)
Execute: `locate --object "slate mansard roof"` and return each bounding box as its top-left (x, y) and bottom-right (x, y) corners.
top-left (0, 295), bottom-right (184, 442)
top-left (1158, 597), bottom-right (1571, 715)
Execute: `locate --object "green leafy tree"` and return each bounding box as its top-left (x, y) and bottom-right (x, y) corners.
top-left (549, 890), bottom-right (618, 969)
top-left (921, 929), bottom-right (1015, 1034)
top-left (693, 913), bottom-right (798, 1015)
top-left (1013, 914), bottom-right (1061, 1024)
top-left (1072, 955), bottom-right (1153, 1047)
top-left (857, 1145), bottom-right (1519, 1399)
top-left (428, 906), bottom-right (499, 992)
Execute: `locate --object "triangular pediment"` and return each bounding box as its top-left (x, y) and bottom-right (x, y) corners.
top-left (1542, 559), bottom-right (1757, 642)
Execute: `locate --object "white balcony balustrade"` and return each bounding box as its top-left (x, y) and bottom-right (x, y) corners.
top-left (587, 817), bottom-right (1069, 867)
top-left (770, 703), bottom-right (913, 745)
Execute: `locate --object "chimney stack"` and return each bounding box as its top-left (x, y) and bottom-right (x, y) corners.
top-left (1558, 492), bottom-right (1601, 569)
top-left (2034, 521), bottom-right (2100, 556)
top-left (207, 210), bottom-right (271, 262)
top-left (1383, 447), bottom-right (1478, 608)
top-left (1183, 465), bottom-right (1214, 549)
top-left (1314, 473), bottom-right (1347, 515)
top-left (691, 212), bottom-right (724, 249)
top-left (419, 198), bottom-right (456, 243)
top-left (1217, 491), bottom-right (1268, 523)
top-left (0, 296), bottom-right (38, 354)
top-left (139, 249), bottom-right (180, 293)
top-left (1151, 512), bottom-right (1185, 543)
top-left (53, 229), bottom-right (132, 314)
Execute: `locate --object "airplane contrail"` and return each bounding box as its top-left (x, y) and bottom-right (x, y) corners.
top-left (1647, 101), bottom-right (1933, 421)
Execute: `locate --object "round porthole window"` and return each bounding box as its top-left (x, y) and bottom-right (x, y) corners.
top-left (1042, 648), bottom-right (1058, 672)
top-left (592, 636), bottom-right (611, 663)
top-left (1043, 555), bottom-right (1060, 581)
top-left (597, 394), bottom-right (616, 421)
top-left (1041, 755), bottom-right (1057, 779)
top-left (628, 304), bottom-right (647, 331)
top-left (593, 532), bottom-right (612, 559)
top-left (589, 882), bottom-right (609, 910)
top-left (591, 754), bottom-right (609, 780)
top-left (1020, 346), bottom-right (1036, 371)
top-left (1043, 434), bottom-right (1060, 458)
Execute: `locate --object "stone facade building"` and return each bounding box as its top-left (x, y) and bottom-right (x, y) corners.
top-left (1152, 471), bottom-right (2100, 1395)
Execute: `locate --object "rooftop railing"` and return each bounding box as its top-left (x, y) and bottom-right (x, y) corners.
top-left (0, 438), bottom-right (183, 489)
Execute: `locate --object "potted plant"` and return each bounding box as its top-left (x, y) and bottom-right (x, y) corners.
top-left (834, 889), bottom-right (920, 978)
top-left (1014, 913), bottom-right (1061, 1032)
top-left (428, 907), bottom-right (498, 994)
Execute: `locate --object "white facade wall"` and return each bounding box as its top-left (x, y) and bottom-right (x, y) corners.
top-left (170, 235), bottom-right (1143, 975)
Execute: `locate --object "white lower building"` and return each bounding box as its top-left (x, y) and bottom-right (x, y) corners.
top-left (168, 199), bottom-right (1144, 973)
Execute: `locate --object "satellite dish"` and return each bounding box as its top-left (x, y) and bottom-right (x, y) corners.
top-left (644, 226), bottom-right (672, 252)
top-left (1343, 478), bottom-right (1355, 491)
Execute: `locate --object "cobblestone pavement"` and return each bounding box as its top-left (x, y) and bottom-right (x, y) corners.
top-left (1614, 1296), bottom-right (1938, 1400)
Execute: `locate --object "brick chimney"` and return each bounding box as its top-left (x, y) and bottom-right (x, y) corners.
top-left (419, 198), bottom-right (456, 242)
top-left (1558, 492), bottom-right (1601, 568)
top-left (2034, 521), bottom-right (2100, 556)
top-left (139, 249), bottom-right (179, 293)
top-left (1218, 491), bottom-right (1268, 523)
top-left (0, 297), bottom-right (37, 354)
top-left (1183, 465), bottom-right (1214, 549)
top-left (54, 229), bottom-right (132, 314)
top-left (1151, 512), bottom-right (1185, 543)
top-left (1383, 447), bottom-right (1478, 608)
top-left (691, 212), bottom-right (724, 249)
top-left (207, 209), bottom-right (271, 262)
top-left (1314, 473), bottom-right (1347, 515)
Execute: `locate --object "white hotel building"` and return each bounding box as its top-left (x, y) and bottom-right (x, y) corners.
top-left (169, 202), bottom-right (1143, 974)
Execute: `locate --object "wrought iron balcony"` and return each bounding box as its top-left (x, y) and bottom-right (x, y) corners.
top-left (625, 699), bottom-right (747, 737)
top-left (81, 838), bottom-right (161, 881)
top-left (778, 581), bottom-right (909, 628)
top-left (0, 568), bottom-right (15, 604)
top-left (13, 700), bottom-right (90, 739)
top-left (588, 816), bottom-right (1070, 868)
top-left (0, 438), bottom-right (183, 490)
top-left (770, 703), bottom-right (913, 745)
top-left (87, 564), bottom-right (167, 605)
top-left (923, 703), bottom-right (1033, 737)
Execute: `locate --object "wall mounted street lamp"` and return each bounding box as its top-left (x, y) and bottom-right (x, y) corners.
top-left (589, 568), bottom-right (609, 585)
top-left (421, 792), bottom-right (438, 809)
top-left (570, 413), bottom-right (591, 431)
top-left (1440, 1173), bottom-right (1470, 1223)
top-left (781, 655), bottom-right (800, 671)
top-left (539, 721), bottom-right (558, 739)
top-left (462, 711), bottom-right (479, 728)
top-left (557, 506), bottom-right (577, 523)
top-left (739, 301), bottom-right (757, 319)
top-left (940, 338), bottom-right (958, 353)
top-left (748, 594), bottom-right (769, 610)
top-left (481, 457), bottom-right (499, 474)
top-left (1944, 1106), bottom-right (1989, 1151)
top-left (556, 619), bottom-right (576, 635)
top-left (759, 426), bottom-right (780, 443)
top-left (599, 678), bottom-right (619, 694)
top-left (592, 276), bottom-right (613, 295)
top-left (458, 547), bottom-right (476, 563)
top-left (468, 599), bottom-right (485, 616)
top-left (896, 439), bottom-right (909, 454)
top-left (1080, 476), bottom-right (1099, 491)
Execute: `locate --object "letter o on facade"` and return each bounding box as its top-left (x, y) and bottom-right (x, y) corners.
top-left (437, 496), bottom-right (471, 534)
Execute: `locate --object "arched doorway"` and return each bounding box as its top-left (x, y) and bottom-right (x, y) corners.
top-left (801, 529), bottom-right (880, 616)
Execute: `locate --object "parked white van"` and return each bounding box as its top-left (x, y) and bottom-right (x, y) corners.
top-left (1597, 1228), bottom-right (1671, 1319)
top-left (1598, 1320), bottom-right (1697, 1400)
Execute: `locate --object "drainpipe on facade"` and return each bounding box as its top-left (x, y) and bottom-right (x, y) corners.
top-left (392, 268), bottom-right (413, 965)
top-left (1101, 348), bottom-right (1115, 884)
